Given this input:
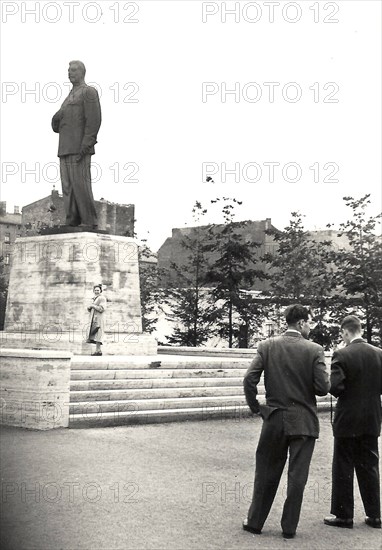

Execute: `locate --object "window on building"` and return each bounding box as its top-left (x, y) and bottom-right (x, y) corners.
top-left (4, 254), bottom-right (10, 265)
top-left (4, 233), bottom-right (10, 244)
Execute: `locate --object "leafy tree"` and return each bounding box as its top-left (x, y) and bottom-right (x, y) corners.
top-left (231, 290), bottom-right (266, 348)
top-left (263, 212), bottom-right (339, 349)
top-left (164, 287), bottom-right (218, 346)
top-left (333, 195), bottom-right (382, 344)
top-left (205, 198), bottom-right (266, 348)
top-left (161, 202), bottom-right (218, 346)
top-left (138, 241), bottom-right (161, 334)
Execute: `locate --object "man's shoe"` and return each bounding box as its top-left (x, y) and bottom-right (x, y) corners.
top-left (324, 516), bottom-right (353, 528)
top-left (282, 532), bottom-right (295, 539)
top-left (242, 519), bottom-right (261, 535)
top-left (365, 517), bottom-right (381, 528)
top-left (91, 351), bottom-right (102, 356)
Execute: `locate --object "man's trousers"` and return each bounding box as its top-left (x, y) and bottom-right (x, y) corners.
top-left (331, 435), bottom-right (381, 519)
top-left (247, 411), bottom-right (316, 534)
top-left (60, 154), bottom-right (98, 227)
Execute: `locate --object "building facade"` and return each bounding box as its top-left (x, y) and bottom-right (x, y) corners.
top-left (0, 202), bottom-right (22, 279)
top-left (157, 218), bottom-right (277, 291)
top-left (22, 188), bottom-right (135, 237)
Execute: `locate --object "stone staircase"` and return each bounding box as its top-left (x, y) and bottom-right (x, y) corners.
top-left (69, 354), bottom-right (333, 428)
top-left (69, 355), bottom-right (252, 427)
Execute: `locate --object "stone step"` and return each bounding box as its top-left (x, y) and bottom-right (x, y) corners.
top-left (70, 368), bottom-right (248, 380)
top-left (317, 401), bottom-right (332, 411)
top-left (70, 377), bottom-right (246, 390)
top-left (70, 386), bottom-right (328, 408)
top-left (70, 389), bottom-right (326, 406)
top-left (70, 395), bottom-right (248, 415)
top-left (70, 385), bottom-right (246, 402)
top-left (69, 401), bottom-right (330, 428)
top-left (70, 355), bottom-right (250, 371)
top-left (69, 401), bottom-right (333, 428)
top-left (69, 404), bottom-right (253, 427)
top-left (317, 395), bottom-right (335, 403)
top-left (158, 346), bottom-right (256, 358)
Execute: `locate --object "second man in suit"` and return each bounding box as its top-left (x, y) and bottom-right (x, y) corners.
top-left (324, 315), bottom-right (382, 529)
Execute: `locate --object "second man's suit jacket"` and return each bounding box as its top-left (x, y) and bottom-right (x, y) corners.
top-left (330, 338), bottom-right (382, 438)
top-left (244, 331), bottom-right (329, 438)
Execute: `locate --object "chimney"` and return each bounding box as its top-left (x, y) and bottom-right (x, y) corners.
top-left (14, 206), bottom-right (20, 214)
top-left (265, 218), bottom-right (271, 230)
top-left (0, 201), bottom-right (6, 216)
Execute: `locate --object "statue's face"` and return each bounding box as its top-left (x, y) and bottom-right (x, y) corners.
top-left (68, 64), bottom-right (83, 84)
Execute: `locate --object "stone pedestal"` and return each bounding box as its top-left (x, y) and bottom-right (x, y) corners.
top-left (1, 233), bottom-right (157, 355)
top-left (0, 349), bottom-right (72, 429)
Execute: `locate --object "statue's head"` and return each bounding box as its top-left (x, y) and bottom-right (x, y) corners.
top-left (68, 60), bottom-right (86, 85)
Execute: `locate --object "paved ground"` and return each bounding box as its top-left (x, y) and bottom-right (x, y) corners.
top-left (1, 414), bottom-right (381, 550)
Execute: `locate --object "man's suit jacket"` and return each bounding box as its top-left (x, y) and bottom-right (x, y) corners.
top-left (244, 331), bottom-right (329, 438)
top-left (330, 338), bottom-right (382, 437)
top-left (52, 84), bottom-right (101, 157)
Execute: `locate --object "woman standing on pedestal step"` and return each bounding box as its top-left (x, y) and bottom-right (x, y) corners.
top-left (86, 284), bottom-right (106, 356)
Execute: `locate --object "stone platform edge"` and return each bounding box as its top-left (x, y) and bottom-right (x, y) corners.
top-left (0, 348), bottom-right (72, 430)
top-left (0, 348), bottom-right (72, 359)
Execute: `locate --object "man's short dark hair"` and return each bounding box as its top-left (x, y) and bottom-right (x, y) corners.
top-left (285, 304), bottom-right (310, 325)
top-left (341, 315), bottom-right (362, 334)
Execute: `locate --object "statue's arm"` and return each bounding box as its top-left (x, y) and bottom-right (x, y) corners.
top-left (81, 87), bottom-right (102, 154)
top-left (51, 109), bottom-right (63, 133)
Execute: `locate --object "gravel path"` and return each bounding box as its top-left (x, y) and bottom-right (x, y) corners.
top-left (1, 413), bottom-right (381, 550)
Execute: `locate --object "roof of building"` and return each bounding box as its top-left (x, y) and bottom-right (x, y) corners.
top-left (0, 214), bottom-right (22, 225)
top-left (22, 195), bottom-right (54, 209)
top-left (22, 194), bottom-right (134, 210)
top-left (157, 219), bottom-right (278, 253)
top-left (170, 218), bottom-right (275, 234)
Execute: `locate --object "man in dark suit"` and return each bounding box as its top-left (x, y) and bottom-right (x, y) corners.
top-left (324, 315), bottom-right (382, 529)
top-left (243, 304), bottom-right (329, 539)
top-left (52, 60), bottom-right (101, 227)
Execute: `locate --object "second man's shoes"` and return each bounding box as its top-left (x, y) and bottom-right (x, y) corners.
top-left (324, 516), bottom-right (353, 528)
top-left (365, 517), bottom-right (381, 528)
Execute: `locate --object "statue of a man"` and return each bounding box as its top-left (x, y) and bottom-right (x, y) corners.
top-left (52, 61), bottom-right (101, 228)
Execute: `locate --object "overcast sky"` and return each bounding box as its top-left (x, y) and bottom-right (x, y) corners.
top-left (1, 0), bottom-right (381, 250)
